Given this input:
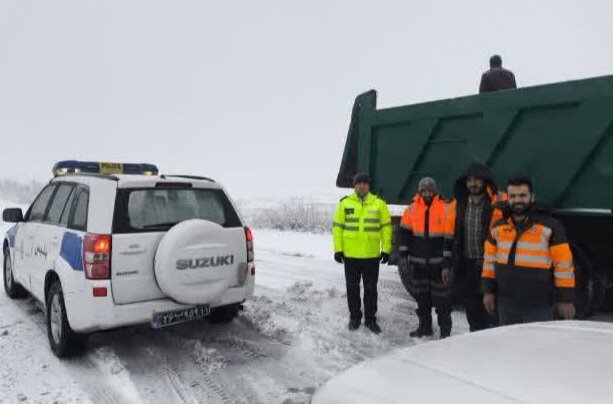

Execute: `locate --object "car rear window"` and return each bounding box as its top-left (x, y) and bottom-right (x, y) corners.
top-left (112, 187), bottom-right (242, 233)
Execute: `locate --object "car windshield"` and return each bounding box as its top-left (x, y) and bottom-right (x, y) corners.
top-left (113, 188), bottom-right (242, 233)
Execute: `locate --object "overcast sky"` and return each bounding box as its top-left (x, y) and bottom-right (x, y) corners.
top-left (1, 0), bottom-right (611, 199)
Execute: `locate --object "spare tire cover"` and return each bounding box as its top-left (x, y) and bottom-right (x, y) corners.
top-left (155, 219), bottom-right (242, 305)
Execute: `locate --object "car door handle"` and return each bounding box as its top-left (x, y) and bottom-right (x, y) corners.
top-left (51, 236), bottom-right (60, 246)
top-left (119, 247), bottom-right (147, 255)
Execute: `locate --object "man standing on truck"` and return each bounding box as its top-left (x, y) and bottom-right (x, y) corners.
top-left (399, 177), bottom-right (453, 338)
top-left (482, 177), bottom-right (576, 324)
top-left (479, 54), bottom-right (517, 93)
top-left (443, 162), bottom-right (506, 332)
top-left (333, 173), bottom-right (393, 334)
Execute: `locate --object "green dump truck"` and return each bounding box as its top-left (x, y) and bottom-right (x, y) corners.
top-left (336, 75), bottom-right (613, 317)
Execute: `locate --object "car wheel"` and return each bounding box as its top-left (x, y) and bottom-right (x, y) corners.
top-left (208, 304), bottom-right (240, 323)
top-left (3, 250), bottom-right (27, 299)
top-left (46, 281), bottom-right (87, 357)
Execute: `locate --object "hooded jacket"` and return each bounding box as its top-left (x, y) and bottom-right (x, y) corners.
top-left (442, 163), bottom-right (506, 269)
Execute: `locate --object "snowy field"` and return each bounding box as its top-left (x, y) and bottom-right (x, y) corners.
top-left (3, 197), bottom-right (611, 404)
top-left (0, 198), bottom-right (471, 404)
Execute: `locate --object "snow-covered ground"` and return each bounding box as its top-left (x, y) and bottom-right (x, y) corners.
top-left (0, 198), bottom-right (472, 403)
top-left (5, 197), bottom-right (610, 404)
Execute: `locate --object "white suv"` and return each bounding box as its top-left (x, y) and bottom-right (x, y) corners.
top-left (3, 161), bottom-right (255, 357)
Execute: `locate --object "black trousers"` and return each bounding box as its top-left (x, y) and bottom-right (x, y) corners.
top-left (498, 299), bottom-right (554, 325)
top-left (411, 263), bottom-right (452, 331)
top-left (344, 258), bottom-right (380, 323)
top-left (457, 258), bottom-right (495, 332)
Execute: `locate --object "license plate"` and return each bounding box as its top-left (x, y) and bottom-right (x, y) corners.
top-left (151, 305), bottom-right (210, 329)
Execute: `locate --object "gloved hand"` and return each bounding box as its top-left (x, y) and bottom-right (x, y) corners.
top-left (334, 252), bottom-right (344, 263)
top-left (380, 252), bottom-right (390, 264)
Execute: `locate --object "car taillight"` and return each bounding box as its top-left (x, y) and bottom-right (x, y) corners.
top-left (83, 233), bottom-right (112, 279)
top-left (245, 227), bottom-right (254, 263)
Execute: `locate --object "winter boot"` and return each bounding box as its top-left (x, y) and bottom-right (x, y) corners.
top-left (365, 320), bottom-right (381, 334)
top-left (411, 306), bottom-right (433, 337)
top-left (439, 328), bottom-right (451, 339)
top-left (436, 306), bottom-right (452, 339)
top-left (348, 318), bottom-right (361, 331)
top-left (409, 323), bottom-right (433, 337)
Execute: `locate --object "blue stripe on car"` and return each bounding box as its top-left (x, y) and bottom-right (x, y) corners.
top-left (6, 225), bottom-right (17, 248)
top-left (60, 232), bottom-right (83, 271)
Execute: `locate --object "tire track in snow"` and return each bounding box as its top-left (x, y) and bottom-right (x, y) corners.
top-left (13, 297), bottom-right (132, 404)
top-left (103, 323), bottom-right (249, 404)
top-left (99, 328), bottom-right (201, 404)
top-left (161, 330), bottom-right (245, 404)
top-left (167, 317), bottom-right (320, 403)
top-left (108, 325), bottom-right (242, 404)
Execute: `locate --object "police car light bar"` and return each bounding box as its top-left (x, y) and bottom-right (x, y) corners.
top-left (53, 160), bottom-right (159, 177)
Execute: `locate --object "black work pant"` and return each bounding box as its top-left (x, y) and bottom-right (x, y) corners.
top-left (498, 299), bottom-right (554, 326)
top-left (411, 263), bottom-right (452, 332)
top-left (344, 257), bottom-right (380, 323)
top-left (457, 258), bottom-right (496, 332)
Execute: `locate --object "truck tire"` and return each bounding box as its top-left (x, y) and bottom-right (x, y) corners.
top-left (208, 304), bottom-right (240, 323)
top-left (572, 244), bottom-right (599, 319)
top-left (46, 281), bottom-right (87, 357)
top-left (3, 250), bottom-right (27, 299)
top-left (397, 258), bottom-right (416, 300)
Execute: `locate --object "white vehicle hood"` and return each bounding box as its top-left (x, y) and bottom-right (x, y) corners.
top-left (313, 321), bottom-right (613, 404)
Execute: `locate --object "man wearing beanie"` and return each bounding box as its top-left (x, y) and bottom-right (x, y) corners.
top-left (332, 173), bottom-right (392, 333)
top-left (399, 177), bottom-right (453, 339)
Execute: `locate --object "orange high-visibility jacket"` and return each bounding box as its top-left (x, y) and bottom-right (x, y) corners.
top-left (482, 213), bottom-right (575, 304)
top-left (399, 194), bottom-right (452, 265)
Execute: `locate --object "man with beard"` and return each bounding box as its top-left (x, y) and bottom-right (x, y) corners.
top-left (399, 177), bottom-right (453, 338)
top-left (482, 177), bottom-right (576, 324)
top-left (333, 173), bottom-right (393, 333)
top-left (443, 162), bottom-right (506, 331)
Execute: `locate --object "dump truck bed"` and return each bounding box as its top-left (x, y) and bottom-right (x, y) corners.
top-left (337, 75), bottom-right (613, 211)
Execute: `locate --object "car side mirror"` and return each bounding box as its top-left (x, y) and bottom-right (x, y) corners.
top-left (3, 208), bottom-right (24, 223)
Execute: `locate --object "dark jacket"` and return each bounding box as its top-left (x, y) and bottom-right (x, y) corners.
top-left (482, 209), bottom-right (575, 306)
top-left (442, 162), bottom-right (506, 271)
top-left (479, 67), bottom-right (517, 93)
top-left (398, 194), bottom-right (449, 265)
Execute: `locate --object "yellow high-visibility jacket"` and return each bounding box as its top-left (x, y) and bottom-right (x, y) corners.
top-left (333, 192), bottom-right (392, 259)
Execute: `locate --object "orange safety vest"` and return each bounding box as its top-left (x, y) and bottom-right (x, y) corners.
top-left (400, 195), bottom-right (451, 265)
top-left (482, 215), bottom-right (575, 304)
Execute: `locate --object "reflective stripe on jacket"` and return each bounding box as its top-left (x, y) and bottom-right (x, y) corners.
top-left (399, 194), bottom-right (451, 265)
top-left (482, 214), bottom-right (575, 304)
top-left (333, 192), bottom-right (392, 259)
